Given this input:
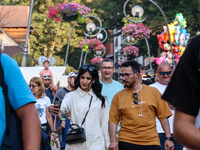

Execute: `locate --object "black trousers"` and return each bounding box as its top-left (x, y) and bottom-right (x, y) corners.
top-left (119, 141), bottom-right (160, 150)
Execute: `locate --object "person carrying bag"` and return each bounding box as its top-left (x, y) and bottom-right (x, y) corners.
top-left (66, 96), bottom-right (93, 144)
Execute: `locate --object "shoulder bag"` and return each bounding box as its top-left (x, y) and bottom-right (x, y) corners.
top-left (66, 95), bottom-right (93, 144)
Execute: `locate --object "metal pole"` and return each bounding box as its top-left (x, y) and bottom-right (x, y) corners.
top-left (64, 15), bottom-right (102, 66)
top-left (80, 27), bottom-right (108, 68)
top-left (145, 38), bottom-right (153, 79)
top-left (21, 0), bottom-right (34, 67)
top-left (79, 35), bottom-right (88, 68)
top-left (149, 0), bottom-right (176, 70)
top-left (64, 21), bottom-right (78, 66)
top-left (83, 49), bottom-right (90, 65)
top-left (113, 28), bottom-right (116, 65)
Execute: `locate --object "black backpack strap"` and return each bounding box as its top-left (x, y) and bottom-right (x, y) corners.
top-left (81, 96), bottom-right (93, 126)
top-left (0, 53), bottom-right (11, 132)
top-left (198, 48), bottom-right (200, 71)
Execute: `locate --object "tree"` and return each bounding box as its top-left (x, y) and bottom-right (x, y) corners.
top-left (12, 53), bottom-right (35, 67)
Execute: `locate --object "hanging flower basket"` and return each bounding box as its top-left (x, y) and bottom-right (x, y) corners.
top-left (122, 23), bottom-right (150, 41)
top-left (90, 57), bottom-right (104, 64)
top-left (46, 3), bottom-right (91, 23)
top-left (123, 46), bottom-right (139, 56)
top-left (63, 14), bottom-right (78, 21)
top-left (79, 38), bottom-right (106, 52)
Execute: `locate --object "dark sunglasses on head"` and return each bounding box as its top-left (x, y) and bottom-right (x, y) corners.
top-left (81, 65), bottom-right (96, 72)
top-left (29, 84), bottom-right (38, 88)
top-left (133, 93), bottom-right (138, 105)
top-left (159, 71), bottom-right (172, 76)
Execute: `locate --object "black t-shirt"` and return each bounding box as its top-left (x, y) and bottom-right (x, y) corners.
top-left (162, 35), bottom-right (200, 117)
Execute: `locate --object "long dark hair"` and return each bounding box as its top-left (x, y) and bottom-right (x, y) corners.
top-left (75, 64), bottom-right (105, 107)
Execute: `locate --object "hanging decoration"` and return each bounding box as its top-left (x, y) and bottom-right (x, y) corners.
top-left (122, 23), bottom-right (151, 41)
top-left (122, 46), bottom-right (139, 56)
top-left (154, 13), bottom-right (190, 65)
top-left (90, 57), bottom-right (104, 64)
top-left (46, 3), bottom-right (91, 23)
top-left (79, 38), bottom-right (106, 52)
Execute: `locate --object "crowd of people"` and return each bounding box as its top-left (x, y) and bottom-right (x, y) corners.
top-left (1, 35), bottom-right (200, 150)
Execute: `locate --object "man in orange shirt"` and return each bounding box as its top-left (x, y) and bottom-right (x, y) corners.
top-left (108, 60), bottom-right (174, 150)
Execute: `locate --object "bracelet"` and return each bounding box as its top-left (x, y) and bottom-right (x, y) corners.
top-left (51, 131), bottom-right (56, 133)
top-left (166, 137), bottom-right (173, 141)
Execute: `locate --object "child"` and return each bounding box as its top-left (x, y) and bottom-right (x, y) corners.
top-left (39, 59), bottom-right (54, 84)
top-left (57, 116), bottom-right (70, 150)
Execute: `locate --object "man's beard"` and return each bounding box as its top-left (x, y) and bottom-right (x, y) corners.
top-left (44, 84), bottom-right (49, 88)
top-left (123, 81), bottom-right (134, 88)
top-left (69, 83), bottom-right (75, 89)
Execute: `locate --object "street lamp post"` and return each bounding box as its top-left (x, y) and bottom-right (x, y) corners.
top-left (123, 3), bottom-right (154, 77)
top-left (64, 15), bottom-right (102, 66)
top-left (21, 0), bottom-right (34, 67)
top-left (123, 0), bottom-right (175, 70)
top-left (0, 39), bottom-right (4, 52)
top-left (79, 27), bottom-right (108, 68)
top-left (83, 28), bottom-right (108, 65)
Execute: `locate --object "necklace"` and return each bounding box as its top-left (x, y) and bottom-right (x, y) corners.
top-left (132, 84), bottom-right (143, 93)
top-left (139, 86), bottom-right (143, 117)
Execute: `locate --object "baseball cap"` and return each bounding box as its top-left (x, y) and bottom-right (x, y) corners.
top-left (43, 59), bottom-right (50, 64)
top-left (68, 72), bottom-right (78, 78)
top-left (43, 75), bottom-right (51, 79)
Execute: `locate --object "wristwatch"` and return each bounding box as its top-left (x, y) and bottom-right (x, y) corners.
top-left (166, 137), bottom-right (173, 141)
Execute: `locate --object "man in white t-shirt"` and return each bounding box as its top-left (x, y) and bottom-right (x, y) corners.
top-left (150, 62), bottom-right (183, 150)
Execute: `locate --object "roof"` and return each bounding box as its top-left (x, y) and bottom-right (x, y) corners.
top-left (0, 6), bottom-right (29, 27)
top-left (2, 46), bottom-right (23, 57)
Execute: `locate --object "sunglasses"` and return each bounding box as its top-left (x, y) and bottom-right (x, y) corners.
top-left (133, 93), bottom-right (138, 105)
top-left (29, 84), bottom-right (38, 88)
top-left (159, 71), bottom-right (172, 76)
top-left (81, 65), bottom-right (96, 72)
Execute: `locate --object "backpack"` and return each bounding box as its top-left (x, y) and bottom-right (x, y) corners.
top-left (0, 54), bottom-right (51, 150)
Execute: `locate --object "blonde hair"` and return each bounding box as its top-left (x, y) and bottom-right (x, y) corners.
top-left (30, 77), bottom-right (45, 98)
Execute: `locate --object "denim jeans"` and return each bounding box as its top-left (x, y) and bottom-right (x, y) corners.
top-left (159, 133), bottom-right (183, 150)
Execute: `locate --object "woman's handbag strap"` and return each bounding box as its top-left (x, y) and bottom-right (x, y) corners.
top-left (81, 96), bottom-right (93, 126)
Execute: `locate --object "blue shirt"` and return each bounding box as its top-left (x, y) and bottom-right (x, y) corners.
top-left (45, 88), bottom-right (53, 104)
top-left (0, 54), bottom-right (36, 148)
top-left (100, 79), bottom-right (124, 131)
top-left (100, 79), bottom-right (124, 110)
top-left (57, 117), bottom-right (70, 148)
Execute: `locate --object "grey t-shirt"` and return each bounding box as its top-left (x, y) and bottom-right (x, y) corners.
top-left (53, 87), bottom-right (71, 135)
top-left (52, 87), bottom-right (70, 104)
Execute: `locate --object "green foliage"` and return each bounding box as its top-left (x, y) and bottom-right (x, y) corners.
top-left (65, 64), bottom-right (78, 75)
top-left (12, 53), bottom-right (35, 67)
top-left (2, 0), bottom-right (200, 64)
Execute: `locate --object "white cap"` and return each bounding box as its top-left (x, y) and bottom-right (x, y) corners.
top-left (68, 72), bottom-right (78, 78)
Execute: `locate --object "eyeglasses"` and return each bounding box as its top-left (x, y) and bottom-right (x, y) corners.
top-left (29, 84), bottom-right (38, 88)
top-left (81, 65), bottom-right (96, 72)
top-left (120, 73), bottom-right (135, 79)
top-left (159, 71), bottom-right (172, 76)
top-left (101, 67), bottom-right (114, 70)
top-left (132, 93), bottom-right (138, 105)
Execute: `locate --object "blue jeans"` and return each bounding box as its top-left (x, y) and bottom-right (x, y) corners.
top-left (159, 133), bottom-right (183, 150)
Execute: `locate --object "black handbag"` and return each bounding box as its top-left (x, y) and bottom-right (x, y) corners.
top-left (66, 96), bottom-right (93, 144)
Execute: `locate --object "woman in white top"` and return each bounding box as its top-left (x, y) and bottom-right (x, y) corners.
top-left (29, 77), bottom-right (54, 133)
top-left (60, 64), bottom-right (110, 150)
